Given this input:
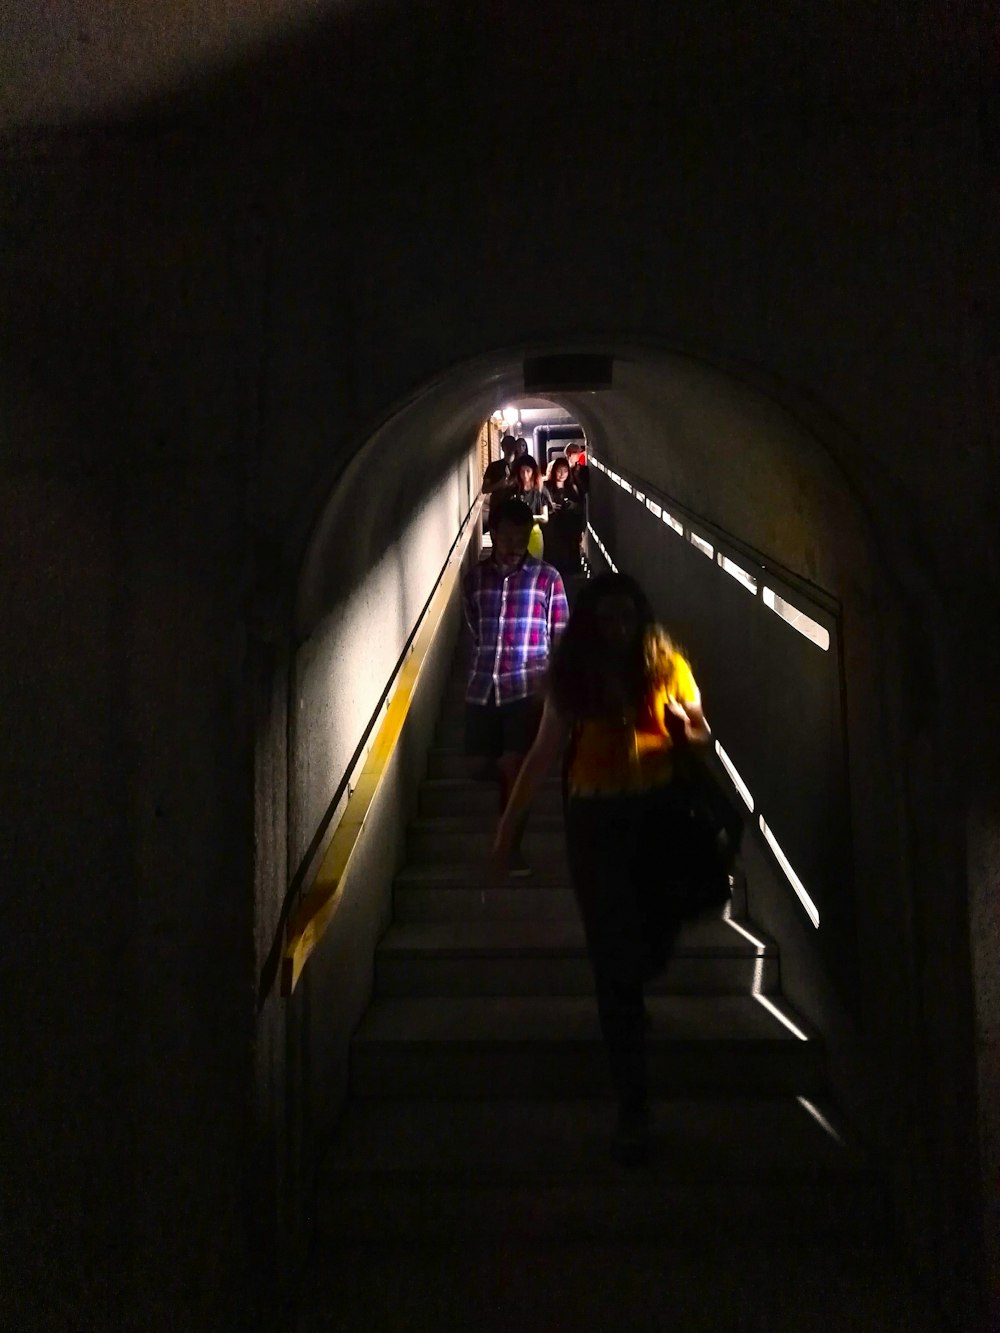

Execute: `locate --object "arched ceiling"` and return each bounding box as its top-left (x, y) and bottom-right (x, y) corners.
top-left (295, 343), bottom-right (871, 637)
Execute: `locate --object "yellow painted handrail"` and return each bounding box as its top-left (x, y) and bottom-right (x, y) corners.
top-left (281, 504), bottom-right (480, 996)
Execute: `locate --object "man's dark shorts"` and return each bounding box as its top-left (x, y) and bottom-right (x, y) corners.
top-left (465, 693), bottom-right (543, 759)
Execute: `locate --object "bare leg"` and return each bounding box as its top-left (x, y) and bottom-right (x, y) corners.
top-left (497, 750), bottom-right (531, 872)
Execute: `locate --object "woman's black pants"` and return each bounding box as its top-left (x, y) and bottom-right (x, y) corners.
top-left (565, 792), bottom-right (682, 1114)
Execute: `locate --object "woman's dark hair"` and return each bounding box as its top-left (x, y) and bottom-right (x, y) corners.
top-left (514, 455), bottom-right (541, 489)
top-left (549, 573), bottom-right (660, 718)
top-left (547, 455), bottom-right (571, 484)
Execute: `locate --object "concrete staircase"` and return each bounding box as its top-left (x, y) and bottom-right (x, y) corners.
top-left (296, 645), bottom-right (910, 1331)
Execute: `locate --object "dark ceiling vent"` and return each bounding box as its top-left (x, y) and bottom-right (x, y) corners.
top-left (523, 353), bottom-right (614, 393)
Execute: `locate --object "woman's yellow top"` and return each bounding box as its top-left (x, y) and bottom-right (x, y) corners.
top-left (566, 651), bottom-right (700, 796)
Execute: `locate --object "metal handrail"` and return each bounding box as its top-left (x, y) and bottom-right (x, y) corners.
top-left (279, 499), bottom-right (481, 996)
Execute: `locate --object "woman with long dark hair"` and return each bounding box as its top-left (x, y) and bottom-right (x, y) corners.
top-left (543, 454), bottom-right (582, 511)
top-left (509, 454), bottom-right (548, 559)
top-left (494, 573), bottom-right (711, 1163)
top-left (542, 455), bottom-right (584, 583)
top-left (511, 455), bottom-right (547, 517)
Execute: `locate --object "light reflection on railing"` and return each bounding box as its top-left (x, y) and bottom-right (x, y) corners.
top-left (591, 451), bottom-right (832, 651)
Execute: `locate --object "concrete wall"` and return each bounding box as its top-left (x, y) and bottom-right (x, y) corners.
top-left (0, 131), bottom-right (262, 1330)
top-left (968, 796), bottom-right (1000, 1299)
top-left (291, 449), bottom-right (477, 867)
top-left (253, 454), bottom-right (480, 1301)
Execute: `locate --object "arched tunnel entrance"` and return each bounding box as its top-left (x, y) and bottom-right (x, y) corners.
top-left (255, 341), bottom-right (977, 1325)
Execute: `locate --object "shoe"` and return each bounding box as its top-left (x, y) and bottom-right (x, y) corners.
top-left (611, 1106), bottom-right (651, 1168)
top-left (507, 850), bottom-right (533, 879)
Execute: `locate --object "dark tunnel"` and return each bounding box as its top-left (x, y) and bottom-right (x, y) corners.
top-left (1, 3), bottom-right (997, 1330)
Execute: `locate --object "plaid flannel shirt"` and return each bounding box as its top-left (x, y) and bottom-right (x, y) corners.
top-left (462, 554), bottom-right (569, 705)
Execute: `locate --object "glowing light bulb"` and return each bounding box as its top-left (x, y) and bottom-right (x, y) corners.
top-left (502, 406), bottom-right (520, 426)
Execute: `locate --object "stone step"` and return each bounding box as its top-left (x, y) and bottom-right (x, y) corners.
top-left (407, 815), bottom-right (566, 866)
top-left (297, 642), bottom-right (892, 1324)
top-left (424, 748), bottom-right (554, 779)
top-left (435, 717), bottom-right (470, 748)
top-left (419, 777), bottom-right (563, 818)
top-left (440, 684), bottom-right (472, 712)
top-left (394, 862), bottom-right (572, 891)
top-left (350, 994), bottom-right (823, 1098)
top-left (395, 858), bottom-right (745, 915)
top-left (325, 1094), bottom-right (855, 1176)
top-left (427, 748), bottom-right (479, 778)
top-left (440, 694), bottom-right (529, 727)
top-left (316, 1096), bottom-right (881, 1243)
top-left (297, 1241), bottom-right (932, 1332)
top-left (393, 882), bottom-right (578, 922)
top-left (375, 916), bottom-right (779, 996)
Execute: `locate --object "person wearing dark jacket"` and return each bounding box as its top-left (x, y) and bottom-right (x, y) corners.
top-left (565, 442), bottom-right (590, 498)
top-left (511, 455), bottom-right (547, 519)
top-left (543, 455), bottom-right (585, 583)
top-left (544, 455), bottom-right (583, 512)
top-left (482, 434), bottom-right (518, 495)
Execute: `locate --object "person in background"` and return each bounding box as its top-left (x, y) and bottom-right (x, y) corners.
top-left (511, 455), bottom-right (547, 520)
top-left (565, 442), bottom-right (590, 499)
top-left (483, 434), bottom-right (518, 496)
top-left (463, 496), bottom-right (569, 877)
top-left (493, 573), bottom-right (710, 1162)
top-left (544, 454), bottom-right (582, 512)
top-left (481, 434), bottom-right (518, 531)
top-left (542, 455), bottom-right (585, 588)
top-left (510, 454), bottom-right (548, 559)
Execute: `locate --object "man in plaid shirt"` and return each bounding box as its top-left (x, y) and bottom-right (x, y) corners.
top-left (463, 495), bottom-right (569, 876)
